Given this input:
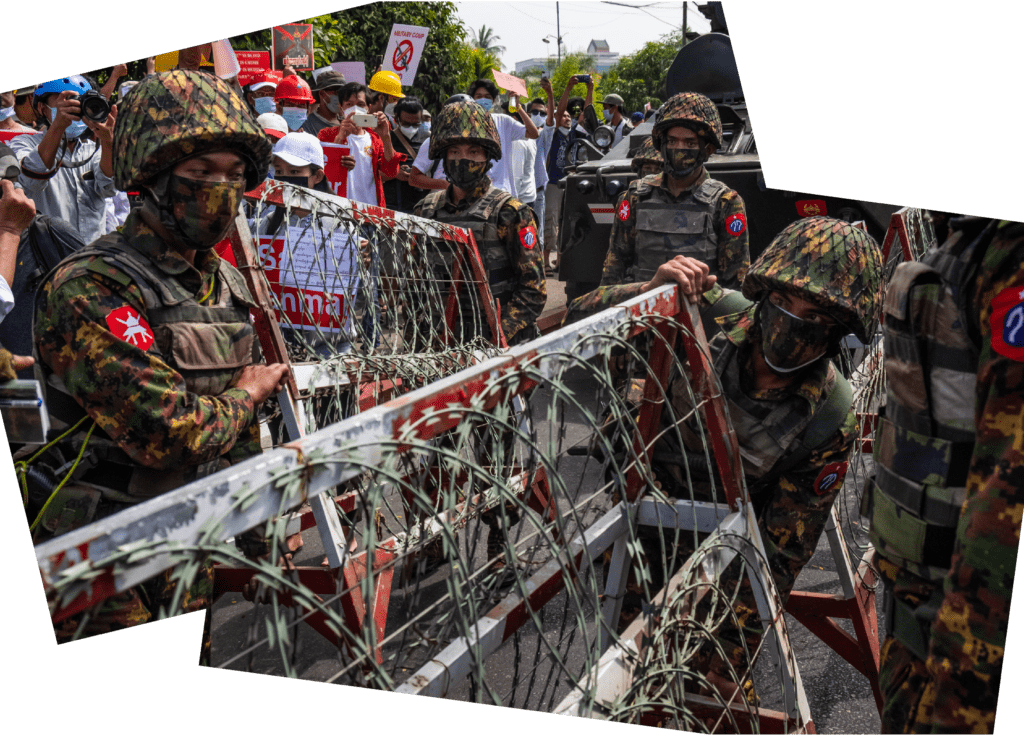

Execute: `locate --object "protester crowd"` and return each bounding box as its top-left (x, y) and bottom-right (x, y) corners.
top-left (1, 39), bottom-right (1020, 736)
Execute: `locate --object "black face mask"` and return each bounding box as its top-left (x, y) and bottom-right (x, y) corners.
top-left (275, 175), bottom-right (310, 189)
top-left (660, 142), bottom-right (707, 179)
top-left (443, 157), bottom-right (492, 190)
top-left (757, 297), bottom-right (838, 374)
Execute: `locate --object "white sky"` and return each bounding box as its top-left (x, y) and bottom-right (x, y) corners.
top-left (454, 1), bottom-right (712, 69)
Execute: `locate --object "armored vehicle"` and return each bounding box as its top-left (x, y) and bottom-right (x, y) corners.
top-left (556, 31), bottom-right (898, 302)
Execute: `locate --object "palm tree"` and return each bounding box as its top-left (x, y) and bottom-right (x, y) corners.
top-left (469, 47), bottom-right (501, 81)
top-left (471, 25), bottom-right (506, 56)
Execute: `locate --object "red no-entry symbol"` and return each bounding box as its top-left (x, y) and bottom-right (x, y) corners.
top-left (393, 40), bottom-right (414, 71)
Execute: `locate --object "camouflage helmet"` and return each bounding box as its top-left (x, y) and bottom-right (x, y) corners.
top-left (113, 70), bottom-right (272, 191)
top-left (742, 217), bottom-right (884, 343)
top-left (428, 101), bottom-right (502, 161)
top-left (631, 137), bottom-right (663, 173)
top-left (652, 92), bottom-right (723, 149)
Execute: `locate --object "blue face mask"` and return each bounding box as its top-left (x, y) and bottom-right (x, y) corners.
top-left (421, 121), bottom-right (431, 132)
top-left (282, 107), bottom-right (308, 131)
top-left (51, 106), bottom-right (86, 139)
top-left (476, 98), bottom-right (493, 111)
top-left (603, 108), bottom-right (612, 122)
top-left (254, 96), bottom-right (275, 115)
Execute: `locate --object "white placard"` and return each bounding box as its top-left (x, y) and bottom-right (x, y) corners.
top-left (330, 61), bottom-right (366, 86)
top-left (380, 24), bottom-right (429, 86)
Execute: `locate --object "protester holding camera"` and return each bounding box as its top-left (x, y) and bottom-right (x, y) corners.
top-left (9, 76), bottom-right (116, 245)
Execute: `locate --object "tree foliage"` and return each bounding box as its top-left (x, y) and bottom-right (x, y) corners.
top-left (599, 29), bottom-right (685, 114)
top-left (230, 2), bottom-right (470, 112)
top-left (470, 25), bottom-right (506, 57)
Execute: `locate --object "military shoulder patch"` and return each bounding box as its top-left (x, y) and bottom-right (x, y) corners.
top-left (617, 200), bottom-right (631, 222)
top-left (990, 285), bottom-right (1024, 361)
top-left (518, 224), bottom-right (538, 250)
top-left (813, 461), bottom-right (847, 496)
top-left (725, 213), bottom-right (747, 236)
top-left (106, 305), bottom-right (154, 351)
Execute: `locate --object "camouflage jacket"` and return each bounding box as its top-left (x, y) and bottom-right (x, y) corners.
top-left (414, 176), bottom-right (546, 345)
top-left (565, 169), bottom-right (748, 319)
top-left (922, 220), bottom-right (1024, 732)
top-left (699, 286), bottom-right (857, 600)
top-left (34, 210), bottom-right (261, 476)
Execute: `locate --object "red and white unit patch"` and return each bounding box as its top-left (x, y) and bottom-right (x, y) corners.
top-left (518, 224), bottom-right (538, 250)
top-left (106, 305), bottom-right (154, 351)
top-left (813, 461), bottom-right (848, 496)
top-left (991, 285), bottom-right (1024, 361)
top-left (725, 213), bottom-right (746, 236)
top-left (618, 200), bottom-right (631, 221)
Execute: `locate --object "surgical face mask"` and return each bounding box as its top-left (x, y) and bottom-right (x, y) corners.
top-left (660, 142), bottom-right (706, 179)
top-left (157, 174), bottom-right (244, 251)
top-left (530, 113), bottom-right (545, 127)
top-left (384, 101), bottom-right (396, 117)
top-left (757, 297), bottom-right (835, 374)
top-left (275, 175), bottom-right (309, 189)
top-left (254, 96), bottom-right (275, 115)
top-left (602, 108), bottom-right (612, 122)
top-left (325, 94), bottom-right (340, 114)
top-left (442, 157), bottom-right (491, 190)
top-left (50, 106), bottom-right (86, 139)
top-left (282, 107), bottom-right (308, 131)
top-left (421, 121), bottom-right (431, 132)
top-left (476, 97), bottom-right (493, 111)
top-left (347, 105), bottom-right (368, 118)
top-left (0, 106), bottom-right (15, 122)
top-left (400, 124), bottom-right (420, 139)
top-left (559, 125), bottom-right (571, 136)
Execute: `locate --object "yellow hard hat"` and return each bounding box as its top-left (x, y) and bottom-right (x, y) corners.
top-left (368, 70), bottom-right (405, 98)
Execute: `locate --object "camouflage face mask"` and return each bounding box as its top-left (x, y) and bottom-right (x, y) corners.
top-left (159, 174), bottom-right (243, 251)
top-left (660, 142), bottom-right (707, 179)
top-left (757, 297), bottom-right (835, 374)
top-left (443, 157), bottom-right (492, 191)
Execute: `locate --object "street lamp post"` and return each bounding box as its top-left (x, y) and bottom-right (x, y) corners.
top-left (541, 2), bottom-right (563, 66)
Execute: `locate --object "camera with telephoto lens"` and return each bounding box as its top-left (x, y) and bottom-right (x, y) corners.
top-left (78, 90), bottom-right (111, 123)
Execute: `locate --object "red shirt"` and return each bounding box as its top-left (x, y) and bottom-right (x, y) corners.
top-left (317, 126), bottom-right (405, 208)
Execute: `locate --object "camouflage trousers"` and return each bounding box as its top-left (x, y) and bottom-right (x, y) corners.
top-left (54, 558), bottom-right (215, 666)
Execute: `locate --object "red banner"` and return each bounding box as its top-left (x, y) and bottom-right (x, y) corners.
top-left (322, 143), bottom-right (350, 199)
top-left (236, 51), bottom-right (272, 86)
top-left (257, 235), bottom-right (354, 333)
top-left (0, 129), bottom-right (36, 145)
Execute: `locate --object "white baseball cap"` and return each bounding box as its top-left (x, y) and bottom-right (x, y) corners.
top-left (273, 132), bottom-right (326, 168)
top-left (257, 112), bottom-right (289, 140)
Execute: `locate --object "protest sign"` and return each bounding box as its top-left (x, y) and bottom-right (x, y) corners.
top-left (491, 70), bottom-right (528, 98)
top-left (381, 24), bottom-right (429, 85)
top-left (236, 50), bottom-right (271, 86)
top-left (322, 142), bottom-right (351, 199)
top-left (331, 61), bottom-right (366, 86)
top-left (257, 227), bottom-right (358, 334)
top-left (272, 24), bottom-right (314, 71)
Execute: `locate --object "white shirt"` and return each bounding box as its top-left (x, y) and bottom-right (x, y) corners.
top-left (612, 118), bottom-right (629, 147)
top-left (411, 114), bottom-right (529, 196)
top-left (534, 125), bottom-right (553, 191)
top-left (345, 132), bottom-right (377, 206)
top-left (0, 274), bottom-right (13, 324)
top-left (511, 139), bottom-right (537, 204)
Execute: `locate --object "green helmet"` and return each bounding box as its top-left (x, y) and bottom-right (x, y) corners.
top-left (113, 70), bottom-right (272, 191)
top-left (631, 137), bottom-right (663, 173)
top-left (652, 92), bottom-right (723, 149)
top-left (428, 101), bottom-right (502, 161)
top-left (742, 216), bottom-right (884, 343)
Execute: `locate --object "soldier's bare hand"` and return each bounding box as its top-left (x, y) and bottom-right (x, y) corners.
top-left (0, 180), bottom-right (36, 235)
top-left (643, 255), bottom-right (716, 303)
top-left (12, 355), bottom-right (34, 371)
top-left (235, 363), bottom-right (291, 405)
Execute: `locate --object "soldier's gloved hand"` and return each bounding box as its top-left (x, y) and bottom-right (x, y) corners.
top-left (643, 255), bottom-right (717, 304)
top-left (234, 363), bottom-right (291, 405)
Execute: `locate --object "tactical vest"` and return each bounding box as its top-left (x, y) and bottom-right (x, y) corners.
top-left (39, 232), bottom-right (258, 502)
top-left (657, 291), bottom-right (851, 509)
top-left (630, 177), bottom-right (729, 284)
top-left (418, 185), bottom-right (516, 341)
top-left (868, 227), bottom-right (982, 583)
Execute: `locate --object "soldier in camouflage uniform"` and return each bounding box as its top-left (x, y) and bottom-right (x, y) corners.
top-left (868, 217), bottom-right (1024, 733)
top-left (631, 136), bottom-right (663, 178)
top-left (412, 101), bottom-right (547, 573)
top-left (33, 71), bottom-right (290, 654)
top-left (571, 91), bottom-right (749, 316)
top-left (596, 219), bottom-right (883, 680)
